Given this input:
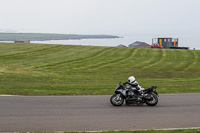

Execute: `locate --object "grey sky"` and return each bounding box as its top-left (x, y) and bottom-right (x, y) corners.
top-left (0, 0), bottom-right (200, 34)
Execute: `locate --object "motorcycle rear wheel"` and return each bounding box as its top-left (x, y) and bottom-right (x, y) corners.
top-left (145, 94), bottom-right (158, 106)
top-left (110, 94), bottom-right (124, 106)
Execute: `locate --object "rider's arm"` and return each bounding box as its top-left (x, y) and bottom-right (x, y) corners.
top-left (123, 82), bottom-right (138, 87)
top-left (123, 82), bottom-right (128, 85)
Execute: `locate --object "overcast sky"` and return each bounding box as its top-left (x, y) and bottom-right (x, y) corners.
top-left (0, 0), bottom-right (200, 35)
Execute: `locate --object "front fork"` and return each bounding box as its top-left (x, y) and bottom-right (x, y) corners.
top-left (116, 93), bottom-right (122, 101)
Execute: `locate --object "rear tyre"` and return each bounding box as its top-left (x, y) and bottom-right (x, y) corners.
top-left (110, 94), bottom-right (124, 106)
top-left (145, 94), bottom-right (158, 106)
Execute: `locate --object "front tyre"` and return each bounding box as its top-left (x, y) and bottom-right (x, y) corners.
top-left (110, 94), bottom-right (124, 106)
top-left (145, 94), bottom-right (158, 106)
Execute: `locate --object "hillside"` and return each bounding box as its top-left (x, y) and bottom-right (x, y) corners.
top-left (0, 33), bottom-right (119, 41)
top-left (0, 43), bottom-right (200, 95)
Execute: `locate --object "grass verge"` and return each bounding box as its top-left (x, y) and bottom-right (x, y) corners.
top-left (0, 43), bottom-right (200, 95)
top-left (18, 129), bottom-right (200, 133)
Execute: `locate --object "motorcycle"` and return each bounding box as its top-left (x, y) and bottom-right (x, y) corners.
top-left (110, 82), bottom-right (159, 106)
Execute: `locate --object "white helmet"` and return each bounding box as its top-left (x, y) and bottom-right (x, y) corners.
top-left (128, 76), bottom-right (135, 83)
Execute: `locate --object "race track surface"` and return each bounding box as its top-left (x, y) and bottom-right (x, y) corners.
top-left (0, 94), bottom-right (200, 132)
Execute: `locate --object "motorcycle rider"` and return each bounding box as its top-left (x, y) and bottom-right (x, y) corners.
top-left (123, 76), bottom-right (145, 96)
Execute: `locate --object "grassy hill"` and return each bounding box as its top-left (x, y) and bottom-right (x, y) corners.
top-left (0, 42), bottom-right (200, 95)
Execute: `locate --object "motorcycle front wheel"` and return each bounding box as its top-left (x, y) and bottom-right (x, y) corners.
top-left (110, 94), bottom-right (124, 106)
top-left (145, 94), bottom-right (158, 106)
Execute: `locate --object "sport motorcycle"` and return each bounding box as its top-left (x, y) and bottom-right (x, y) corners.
top-left (110, 82), bottom-right (159, 106)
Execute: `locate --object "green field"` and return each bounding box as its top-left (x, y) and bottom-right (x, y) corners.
top-left (19, 129), bottom-right (200, 133)
top-left (65, 129), bottom-right (200, 133)
top-left (0, 42), bottom-right (200, 95)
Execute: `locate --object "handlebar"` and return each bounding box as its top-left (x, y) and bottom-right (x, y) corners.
top-left (152, 86), bottom-right (157, 89)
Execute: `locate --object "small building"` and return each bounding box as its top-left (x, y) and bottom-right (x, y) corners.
top-left (117, 44), bottom-right (127, 47)
top-left (14, 40), bottom-right (30, 43)
top-left (152, 38), bottom-right (189, 49)
top-left (152, 38), bottom-right (178, 48)
top-left (129, 41), bottom-right (150, 48)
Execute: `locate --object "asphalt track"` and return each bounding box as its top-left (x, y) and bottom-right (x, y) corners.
top-left (0, 93), bottom-right (200, 132)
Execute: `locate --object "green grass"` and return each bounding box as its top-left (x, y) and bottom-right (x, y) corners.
top-left (90, 129), bottom-right (200, 133)
top-left (25, 129), bottom-right (200, 133)
top-left (0, 42), bottom-right (200, 95)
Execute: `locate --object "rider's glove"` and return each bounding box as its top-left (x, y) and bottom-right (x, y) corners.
top-left (123, 82), bottom-right (127, 85)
